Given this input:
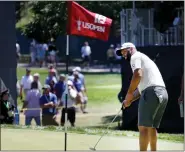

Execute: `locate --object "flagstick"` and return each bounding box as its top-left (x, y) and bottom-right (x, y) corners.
top-left (64, 35), bottom-right (69, 151)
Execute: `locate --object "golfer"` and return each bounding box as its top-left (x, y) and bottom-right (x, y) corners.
top-left (116, 42), bottom-right (168, 151)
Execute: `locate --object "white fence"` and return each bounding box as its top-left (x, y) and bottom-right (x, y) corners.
top-left (120, 8), bottom-right (184, 46)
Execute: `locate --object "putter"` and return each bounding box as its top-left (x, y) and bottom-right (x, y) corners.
top-left (89, 106), bottom-right (125, 151)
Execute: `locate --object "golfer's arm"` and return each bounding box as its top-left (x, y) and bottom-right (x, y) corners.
top-left (131, 89), bottom-right (141, 102)
top-left (127, 69), bottom-right (142, 94)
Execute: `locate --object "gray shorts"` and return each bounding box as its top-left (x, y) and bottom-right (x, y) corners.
top-left (138, 86), bottom-right (168, 128)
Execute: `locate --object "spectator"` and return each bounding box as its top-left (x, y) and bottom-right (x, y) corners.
top-left (30, 40), bottom-right (37, 66)
top-left (39, 84), bottom-right (59, 126)
top-left (20, 68), bottom-right (33, 111)
top-left (33, 73), bottom-right (42, 92)
top-left (60, 80), bottom-right (77, 127)
top-left (0, 89), bottom-right (15, 124)
top-left (48, 64), bottom-right (59, 78)
top-left (73, 71), bottom-right (87, 114)
top-left (81, 41), bottom-right (91, 69)
top-left (54, 74), bottom-right (66, 103)
top-left (49, 50), bottom-right (57, 66)
top-left (16, 42), bottom-right (21, 63)
top-left (45, 69), bottom-right (57, 86)
top-left (37, 43), bottom-right (46, 68)
top-left (114, 44), bottom-right (122, 67)
top-left (16, 79), bottom-right (20, 99)
top-left (106, 44), bottom-right (115, 72)
top-left (23, 82), bottom-right (41, 126)
top-left (49, 80), bottom-right (56, 93)
top-left (73, 67), bottom-right (88, 112)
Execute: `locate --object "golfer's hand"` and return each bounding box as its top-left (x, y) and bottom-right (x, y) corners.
top-left (122, 100), bottom-right (131, 108)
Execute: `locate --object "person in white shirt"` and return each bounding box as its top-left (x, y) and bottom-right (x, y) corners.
top-left (20, 68), bottom-right (34, 99)
top-left (20, 68), bottom-right (34, 112)
top-left (116, 42), bottom-right (168, 151)
top-left (81, 41), bottom-right (91, 69)
top-left (60, 80), bottom-right (77, 127)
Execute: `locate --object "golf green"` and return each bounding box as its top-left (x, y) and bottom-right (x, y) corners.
top-left (1, 128), bottom-right (183, 150)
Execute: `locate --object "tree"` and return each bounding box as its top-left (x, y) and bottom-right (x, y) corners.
top-left (18, 1), bottom-right (131, 42)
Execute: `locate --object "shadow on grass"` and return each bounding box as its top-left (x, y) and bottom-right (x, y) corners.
top-left (101, 115), bottom-right (122, 124)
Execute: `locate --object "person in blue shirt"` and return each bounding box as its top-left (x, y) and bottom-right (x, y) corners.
top-left (45, 69), bottom-right (57, 85)
top-left (54, 74), bottom-right (66, 103)
top-left (39, 84), bottom-right (59, 126)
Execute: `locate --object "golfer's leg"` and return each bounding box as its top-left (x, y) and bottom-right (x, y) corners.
top-left (148, 127), bottom-right (157, 151)
top-left (138, 126), bottom-right (149, 151)
top-left (138, 89), bottom-right (155, 151)
top-left (149, 86), bottom-right (168, 151)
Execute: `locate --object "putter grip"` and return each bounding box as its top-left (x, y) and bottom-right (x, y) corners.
top-left (121, 105), bottom-right (125, 110)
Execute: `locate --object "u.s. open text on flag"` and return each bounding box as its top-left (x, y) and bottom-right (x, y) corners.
top-left (67, 1), bottom-right (112, 41)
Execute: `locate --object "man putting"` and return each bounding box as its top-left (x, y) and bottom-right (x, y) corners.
top-left (116, 42), bottom-right (168, 151)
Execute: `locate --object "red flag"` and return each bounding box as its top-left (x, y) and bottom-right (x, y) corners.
top-left (67, 1), bottom-right (112, 41)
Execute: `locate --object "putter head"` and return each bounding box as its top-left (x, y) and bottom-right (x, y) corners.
top-left (89, 147), bottom-right (96, 151)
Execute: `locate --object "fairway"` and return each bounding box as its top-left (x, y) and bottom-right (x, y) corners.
top-left (1, 128), bottom-right (183, 150)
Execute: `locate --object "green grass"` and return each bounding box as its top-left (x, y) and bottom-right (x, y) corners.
top-left (1, 124), bottom-right (183, 143)
top-left (17, 67), bottom-right (121, 106)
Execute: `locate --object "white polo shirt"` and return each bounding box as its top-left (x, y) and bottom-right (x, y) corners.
top-left (81, 46), bottom-right (91, 57)
top-left (130, 51), bottom-right (165, 93)
top-left (21, 75), bottom-right (34, 90)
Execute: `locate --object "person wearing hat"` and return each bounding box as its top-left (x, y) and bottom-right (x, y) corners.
top-left (0, 89), bottom-right (15, 124)
top-left (20, 68), bottom-right (33, 112)
top-left (33, 73), bottom-right (42, 92)
top-left (60, 80), bottom-right (77, 127)
top-left (116, 42), bottom-right (168, 151)
top-left (73, 67), bottom-right (88, 112)
top-left (54, 74), bottom-right (66, 103)
top-left (20, 68), bottom-right (33, 98)
top-left (73, 71), bottom-right (88, 114)
top-left (39, 84), bottom-right (59, 126)
top-left (106, 44), bottom-right (115, 72)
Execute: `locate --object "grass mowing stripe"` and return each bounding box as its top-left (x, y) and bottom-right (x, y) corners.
top-left (1, 125), bottom-right (183, 143)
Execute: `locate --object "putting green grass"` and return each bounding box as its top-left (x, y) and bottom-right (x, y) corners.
top-left (1, 128), bottom-right (183, 150)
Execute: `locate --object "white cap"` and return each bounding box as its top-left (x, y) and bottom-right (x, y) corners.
top-left (33, 73), bottom-right (40, 77)
top-left (116, 42), bottom-right (136, 56)
top-left (72, 67), bottom-right (81, 72)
